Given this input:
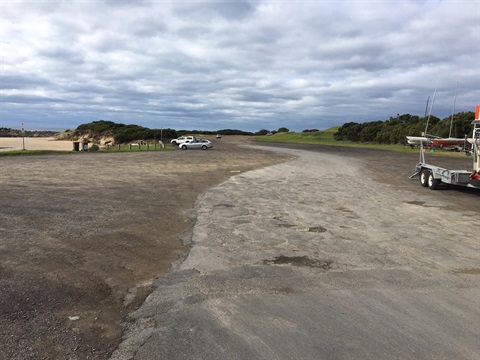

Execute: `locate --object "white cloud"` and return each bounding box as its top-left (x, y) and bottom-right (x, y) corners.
top-left (1, 0), bottom-right (479, 131)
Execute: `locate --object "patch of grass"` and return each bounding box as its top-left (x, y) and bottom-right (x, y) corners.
top-left (0, 144), bottom-right (176, 156)
top-left (103, 144), bottom-right (175, 152)
top-left (0, 150), bottom-right (71, 156)
top-left (257, 127), bottom-right (338, 144)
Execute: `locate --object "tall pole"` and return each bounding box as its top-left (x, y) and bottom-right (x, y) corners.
top-left (424, 96), bottom-right (429, 118)
top-left (449, 82), bottom-right (458, 138)
top-left (22, 123), bottom-right (25, 150)
top-left (424, 89), bottom-right (437, 136)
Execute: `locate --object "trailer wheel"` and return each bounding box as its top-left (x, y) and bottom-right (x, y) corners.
top-left (419, 169), bottom-right (429, 187)
top-left (427, 172), bottom-right (441, 190)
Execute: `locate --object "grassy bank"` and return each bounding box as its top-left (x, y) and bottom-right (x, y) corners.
top-left (254, 128), bottom-right (472, 157)
top-left (254, 127), bottom-right (414, 152)
top-left (0, 150), bottom-right (70, 156)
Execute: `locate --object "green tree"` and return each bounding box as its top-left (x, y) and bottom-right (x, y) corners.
top-left (255, 129), bottom-right (270, 136)
top-left (334, 122), bottom-right (361, 141)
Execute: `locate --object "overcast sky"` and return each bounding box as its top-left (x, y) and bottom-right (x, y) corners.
top-left (1, 0), bottom-right (480, 132)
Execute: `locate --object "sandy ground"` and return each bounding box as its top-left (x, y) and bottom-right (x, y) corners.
top-left (0, 137), bottom-right (74, 151)
top-left (1, 137), bottom-right (479, 359)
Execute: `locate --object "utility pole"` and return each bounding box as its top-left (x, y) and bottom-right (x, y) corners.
top-left (22, 123), bottom-right (25, 150)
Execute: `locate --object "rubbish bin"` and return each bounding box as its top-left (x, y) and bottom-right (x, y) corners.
top-left (73, 142), bottom-right (80, 151)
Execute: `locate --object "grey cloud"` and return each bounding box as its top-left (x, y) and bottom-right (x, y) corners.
top-left (0, 75), bottom-right (54, 90)
top-left (1, 0), bottom-right (479, 132)
top-left (2, 94), bottom-right (67, 104)
top-left (173, 0), bottom-right (258, 21)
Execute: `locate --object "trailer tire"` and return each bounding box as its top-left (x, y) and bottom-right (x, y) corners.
top-left (420, 169), bottom-right (429, 187)
top-left (427, 172), bottom-right (441, 190)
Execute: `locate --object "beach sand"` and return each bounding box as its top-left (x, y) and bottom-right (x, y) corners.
top-left (0, 137), bottom-right (73, 151)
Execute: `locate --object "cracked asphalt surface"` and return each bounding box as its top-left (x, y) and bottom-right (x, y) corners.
top-left (111, 143), bottom-right (480, 360)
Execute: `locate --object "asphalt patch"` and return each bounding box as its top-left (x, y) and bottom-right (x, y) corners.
top-left (264, 255), bottom-right (333, 269)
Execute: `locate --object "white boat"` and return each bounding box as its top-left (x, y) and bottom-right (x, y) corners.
top-left (406, 136), bottom-right (430, 145)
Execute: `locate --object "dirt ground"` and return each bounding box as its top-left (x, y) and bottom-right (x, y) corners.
top-left (0, 137), bottom-right (292, 360)
top-left (0, 137), bottom-right (478, 359)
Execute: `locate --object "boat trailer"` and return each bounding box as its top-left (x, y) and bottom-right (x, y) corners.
top-left (410, 105), bottom-right (480, 190)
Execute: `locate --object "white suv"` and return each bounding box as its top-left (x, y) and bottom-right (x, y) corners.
top-left (171, 136), bottom-right (195, 146)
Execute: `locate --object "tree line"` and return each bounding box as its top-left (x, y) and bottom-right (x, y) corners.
top-left (333, 111), bottom-right (476, 144)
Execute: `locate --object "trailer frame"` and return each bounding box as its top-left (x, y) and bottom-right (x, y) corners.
top-left (410, 119), bottom-right (480, 190)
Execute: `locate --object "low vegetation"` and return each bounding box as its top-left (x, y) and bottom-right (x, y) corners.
top-left (0, 128), bottom-right (58, 137)
top-left (255, 111), bottom-right (476, 155)
top-left (55, 121), bottom-right (256, 145)
top-left (72, 121), bottom-right (178, 144)
top-left (333, 111), bottom-right (475, 144)
top-left (255, 127), bottom-right (418, 152)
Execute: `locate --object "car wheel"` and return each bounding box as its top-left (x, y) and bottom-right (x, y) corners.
top-left (172, 141), bottom-right (177, 146)
top-left (419, 169), bottom-right (429, 187)
top-left (181, 145), bottom-right (187, 150)
top-left (427, 172), bottom-right (441, 190)
top-left (202, 145), bottom-right (207, 150)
